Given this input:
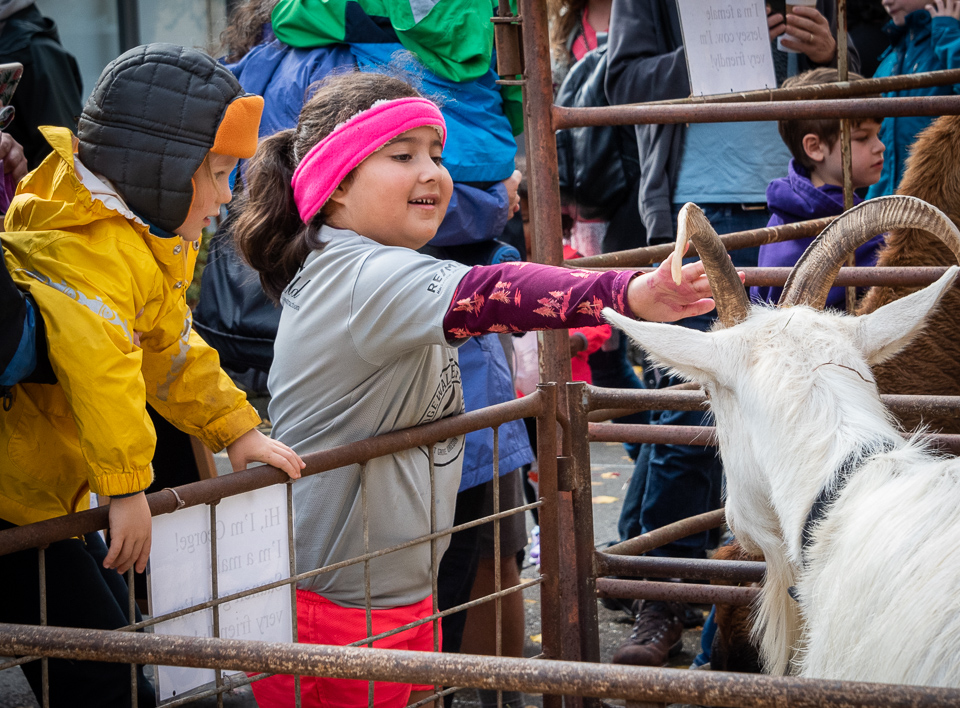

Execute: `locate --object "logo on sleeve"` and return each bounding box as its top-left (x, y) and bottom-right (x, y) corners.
top-left (426, 262), bottom-right (460, 295)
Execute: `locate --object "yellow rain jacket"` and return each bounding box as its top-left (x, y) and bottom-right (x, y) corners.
top-left (0, 127), bottom-right (260, 526)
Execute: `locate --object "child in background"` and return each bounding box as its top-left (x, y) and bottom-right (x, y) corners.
top-left (751, 68), bottom-right (886, 308)
top-left (235, 70), bottom-right (716, 708)
top-left (0, 44), bottom-right (303, 708)
top-left (867, 0), bottom-right (960, 197)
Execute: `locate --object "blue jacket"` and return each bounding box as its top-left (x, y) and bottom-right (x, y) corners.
top-left (867, 11), bottom-right (960, 198)
top-left (227, 33), bottom-right (511, 246)
top-left (220, 32), bottom-right (531, 490)
top-left (751, 160), bottom-right (882, 308)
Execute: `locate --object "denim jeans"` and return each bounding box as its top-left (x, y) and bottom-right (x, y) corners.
top-left (616, 204), bottom-right (769, 558)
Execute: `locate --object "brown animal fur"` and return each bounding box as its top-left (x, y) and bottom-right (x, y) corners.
top-left (857, 115), bottom-right (960, 433)
top-left (709, 541), bottom-right (763, 673)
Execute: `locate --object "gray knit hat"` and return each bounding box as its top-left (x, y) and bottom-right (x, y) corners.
top-left (78, 43), bottom-right (260, 233)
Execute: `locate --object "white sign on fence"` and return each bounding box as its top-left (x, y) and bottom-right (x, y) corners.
top-left (148, 485), bottom-right (293, 703)
top-left (677, 0), bottom-right (777, 96)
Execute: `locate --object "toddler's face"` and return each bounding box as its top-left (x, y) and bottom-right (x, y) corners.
top-left (882, 0), bottom-right (930, 25)
top-left (175, 152), bottom-right (237, 242)
top-left (327, 126), bottom-right (453, 249)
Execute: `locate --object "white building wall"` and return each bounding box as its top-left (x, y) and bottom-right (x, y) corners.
top-left (36, 0), bottom-right (228, 102)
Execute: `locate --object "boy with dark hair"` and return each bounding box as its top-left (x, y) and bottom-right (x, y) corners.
top-left (751, 67), bottom-right (886, 307)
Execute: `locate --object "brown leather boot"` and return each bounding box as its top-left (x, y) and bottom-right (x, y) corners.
top-left (611, 600), bottom-right (684, 666)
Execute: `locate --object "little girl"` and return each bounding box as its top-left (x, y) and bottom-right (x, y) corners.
top-left (236, 71), bottom-right (714, 708)
top-left (0, 44), bottom-right (303, 707)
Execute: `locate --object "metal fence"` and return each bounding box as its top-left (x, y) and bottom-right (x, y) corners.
top-left (4, 0), bottom-right (960, 706)
top-left (0, 388), bottom-right (553, 708)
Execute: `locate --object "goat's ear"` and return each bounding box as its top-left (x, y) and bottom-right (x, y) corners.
top-left (853, 266), bottom-right (959, 365)
top-left (603, 308), bottom-right (720, 383)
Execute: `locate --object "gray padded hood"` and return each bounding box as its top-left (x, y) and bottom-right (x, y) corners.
top-left (78, 43), bottom-right (246, 233)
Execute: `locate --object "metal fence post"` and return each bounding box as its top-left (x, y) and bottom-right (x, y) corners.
top-left (534, 384), bottom-right (563, 708)
top-left (566, 383), bottom-right (601, 675)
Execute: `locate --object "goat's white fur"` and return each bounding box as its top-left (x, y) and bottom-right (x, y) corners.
top-left (605, 266), bottom-right (960, 685)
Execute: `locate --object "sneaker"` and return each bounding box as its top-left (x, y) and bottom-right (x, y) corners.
top-left (611, 600), bottom-right (684, 666)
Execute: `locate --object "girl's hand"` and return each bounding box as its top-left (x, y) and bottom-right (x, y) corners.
top-left (928, 0), bottom-right (960, 20)
top-left (103, 492), bottom-right (152, 574)
top-left (503, 170), bottom-right (522, 217)
top-left (780, 5), bottom-right (837, 64)
top-left (627, 252), bottom-right (719, 322)
top-left (226, 428), bottom-right (304, 479)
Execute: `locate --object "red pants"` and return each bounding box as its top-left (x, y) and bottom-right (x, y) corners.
top-left (251, 590), bottom-right (440, 708)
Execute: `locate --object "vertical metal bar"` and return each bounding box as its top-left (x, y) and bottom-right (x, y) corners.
top-left (566, 383), bottom-right (601, 692)
top-left (361, 464), bottom-right (374, 707)
top-left (39, 546), bottom-right (49, 708)
top-left (837, 0), bottom-right (857, 313)
top-left (518, 0), bottom-right (572, 407)
top-left (209, 502), bottom-right (223, 708)
top-left (116, 0), bottom-right (140, 51)
top-left (287, 481), bottom-right (301, 708)
top-left (492, 426), bottom-right (502, 708)
top-left (494, 0), bottom-right (524, 77)
top-left (534, 385), bottom-right (563, 708)
top-left (429, 446), bottom-right (440, 699)
top-left (128, 567), bottom-right (138, 708)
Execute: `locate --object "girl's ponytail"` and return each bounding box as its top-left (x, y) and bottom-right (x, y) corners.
top-left (233, 129), bottom-right (321, 303)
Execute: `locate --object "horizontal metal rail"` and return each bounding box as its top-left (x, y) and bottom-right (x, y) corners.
top-left (0, 391), bottom-right (543, 556)
top-left (596, 554), bottom-right (765, 584)
top-left (650, 67), bottom-right (960, 106)
top-left (553, 94), bottom-right (960, 130)
top-left (588, 423), bottom-right (960, 454)
top-left (596, 579), bottom-right (759, 607)
top-left (5, 624), bottom-right (960, 707)
top-left (570, 216), bottom-right (835, 268)
top-left (585, 388), bottom-right (960, 417)
top-left (732, 266), bottom-right (949, 287)
top-left (585, 266), bottom-right (951, 288)
top-left (605, 510), bottom-right (726, 557)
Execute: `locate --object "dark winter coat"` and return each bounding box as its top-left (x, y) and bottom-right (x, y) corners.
top-left (605, 0), bottom-right (856, 243)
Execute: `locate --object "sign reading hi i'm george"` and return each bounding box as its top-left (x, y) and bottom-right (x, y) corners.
top-left (148, 485), bottom-right (293, 703)
top-left (677, 0), bottom-right (776, 96)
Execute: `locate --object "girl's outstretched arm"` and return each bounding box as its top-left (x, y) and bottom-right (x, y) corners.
top-left (442, 257), bottom-right (717, 339)
top-left (226, 428), bottom-right (305, 479)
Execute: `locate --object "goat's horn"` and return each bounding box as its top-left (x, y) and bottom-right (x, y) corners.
top-left (672, 202), bottom-right (749, 328)
top-left (779, 195), bottom-right (960, 310)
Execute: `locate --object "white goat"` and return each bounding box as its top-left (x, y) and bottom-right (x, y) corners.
top-left (605, 197), bottom-right (960, 686)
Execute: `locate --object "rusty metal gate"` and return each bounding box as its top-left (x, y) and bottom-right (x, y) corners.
top-left (4, 1), bottom-right (960, 706)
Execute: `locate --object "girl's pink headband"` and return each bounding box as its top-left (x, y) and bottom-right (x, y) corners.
top-left (291, 97), bottom-right (446, 223)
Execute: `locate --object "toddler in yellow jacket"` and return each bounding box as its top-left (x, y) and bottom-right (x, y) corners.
top-left (0, 44), bottom-right (303, 708)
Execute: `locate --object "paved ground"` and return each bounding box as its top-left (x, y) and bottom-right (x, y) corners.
top-left (0, 441), bottom-right (707, 707)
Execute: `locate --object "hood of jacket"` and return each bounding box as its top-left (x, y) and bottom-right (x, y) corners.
top-left (270, 0), bottom-right (499, 84)
top-left (0, 3), bottom-right (57, 53)
top-left (766, 158), bottom-right (861, 223)
top-left (5, 126), bottom-right (193, 283)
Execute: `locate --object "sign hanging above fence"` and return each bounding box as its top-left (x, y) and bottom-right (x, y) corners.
top-left (148, 485), bottom-right (293, 703)
top-left (677, 0), bottom-right (777, 96)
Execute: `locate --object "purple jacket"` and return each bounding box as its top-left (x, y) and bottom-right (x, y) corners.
top-left (750, 159), bottom-right (883, 308)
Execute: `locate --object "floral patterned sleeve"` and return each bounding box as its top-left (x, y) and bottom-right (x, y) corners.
top-left (442, 262), bottom-right (637, 339)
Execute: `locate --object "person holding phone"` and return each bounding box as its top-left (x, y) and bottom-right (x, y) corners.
top-left (604, 0), bottom-right (857, 668)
